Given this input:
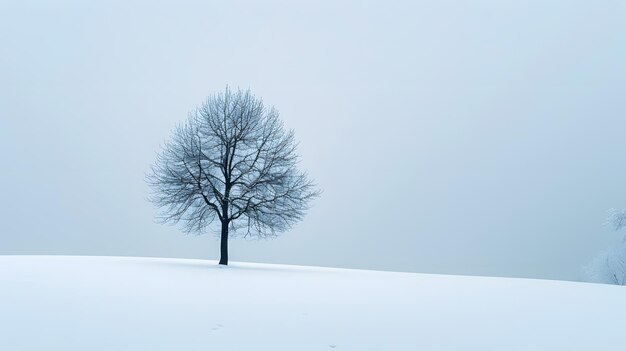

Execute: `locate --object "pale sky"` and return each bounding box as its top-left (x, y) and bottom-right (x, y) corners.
top-left (1, 0), bottom-right (625, 281)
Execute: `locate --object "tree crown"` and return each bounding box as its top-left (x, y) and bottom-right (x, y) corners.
top-left (147, 87), bottom-right (320, 237)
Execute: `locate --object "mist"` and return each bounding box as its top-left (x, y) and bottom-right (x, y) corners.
top-left (1, 0), bottom-right (625, 281)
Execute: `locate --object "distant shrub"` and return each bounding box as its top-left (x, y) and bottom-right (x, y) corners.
top-left (583, 243), bottom-right (626, 285)
top-left (606, 208), bottom-right (626, 231)
top-left (583, 209), bottom-right (626, 285)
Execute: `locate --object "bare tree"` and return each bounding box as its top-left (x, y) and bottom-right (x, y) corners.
top-left (147, 87), bottom-right (320, 265)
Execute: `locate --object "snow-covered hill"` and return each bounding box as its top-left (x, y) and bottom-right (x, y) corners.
top-left (1, 255), bottom-right (624, 350)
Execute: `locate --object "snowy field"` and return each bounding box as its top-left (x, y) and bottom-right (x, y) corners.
top-left (1, 255), bottom-right (625, 350)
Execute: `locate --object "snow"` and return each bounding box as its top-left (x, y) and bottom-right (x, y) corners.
top-left (1, 255), bottom-right (625, 350)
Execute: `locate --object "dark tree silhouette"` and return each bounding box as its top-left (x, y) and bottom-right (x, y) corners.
top-left (147, 87), bottom-right (319, 265)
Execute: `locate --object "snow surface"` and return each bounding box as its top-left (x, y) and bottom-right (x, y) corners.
top-left (1, 255), bottom-right (625, 350)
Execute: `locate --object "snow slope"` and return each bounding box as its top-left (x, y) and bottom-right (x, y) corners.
top-left (1, 256), bottom-right (624, 350)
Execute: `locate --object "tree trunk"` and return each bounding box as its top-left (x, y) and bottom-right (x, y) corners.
top-left (219, 220), bottom-right (229, 265)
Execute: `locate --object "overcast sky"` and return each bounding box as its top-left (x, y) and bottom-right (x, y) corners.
top-left (1, 1), bottom-right (625, 281)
